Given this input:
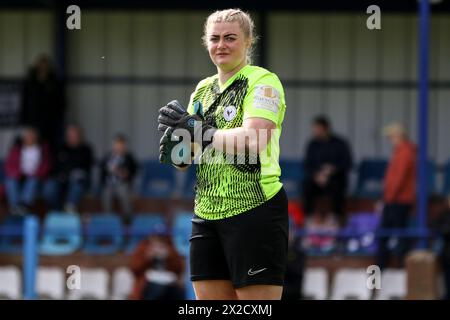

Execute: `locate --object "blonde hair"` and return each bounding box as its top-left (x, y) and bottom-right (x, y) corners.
top-left (202, 9), bottom-right (257, 64)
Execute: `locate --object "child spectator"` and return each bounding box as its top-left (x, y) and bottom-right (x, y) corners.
top-left (100, 134), bottom-right (137, 219)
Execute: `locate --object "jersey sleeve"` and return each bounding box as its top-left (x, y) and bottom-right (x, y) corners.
top-left (243, 73), bottom-right (285, 125)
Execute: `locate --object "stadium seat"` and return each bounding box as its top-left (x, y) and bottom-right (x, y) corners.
top-left (139, 160), bottom-right (176, 198)
top-left (125, 213), bottom-right (167, 253)
top-left (330, 268), bottom-right (371, 300)
top-left (111, 267), bottom-right (134, 300)
top-left (0, 265), bottom-right (21, 299)
top-left (36, 266), bottom-right (65, 299)
top-left (302, 267), bottom-right (328, 300)
top-left (279, 159), bottom-right (304, 200)
top-left (376, 269), bottom-right (406, 300)
top-left (40, 212), bottom-right (82, 255)
top-left (67, 268), bottom-right (109, 300)
top-left (341, 212), bottom-right (380, 256)
top-left (303, 213), bottom-right (339, 256)
top-left (83, 213), bottom-right (124, 255)
top-left (173, 211), bottom-right (192, 256)
top-left (354, 159), bottom-right (388, 198)
top-left (0, 215), bottom-right (25, 254)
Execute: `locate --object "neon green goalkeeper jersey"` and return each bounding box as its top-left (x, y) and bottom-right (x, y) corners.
top-left (187, 65), bottom-right (286, 220)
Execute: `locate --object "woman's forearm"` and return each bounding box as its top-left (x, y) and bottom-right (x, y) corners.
top-left (211, 127), bottom-right (271, 155)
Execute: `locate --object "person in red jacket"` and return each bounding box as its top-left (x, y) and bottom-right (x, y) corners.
top-left (129, 230), bottom-right (185, 300)
top-left (376, 123), bottom-right (417, 269)
top-left (4, 127), bottom-right (51, 215)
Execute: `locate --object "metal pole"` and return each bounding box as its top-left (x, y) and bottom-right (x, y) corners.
top-left (23, 215), bottom-right (39, 299)
top-left (417, 0), bottom-right (430, 249)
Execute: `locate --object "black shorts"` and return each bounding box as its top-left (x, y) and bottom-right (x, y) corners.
top-left (190, 187), bottom-right (289, 288)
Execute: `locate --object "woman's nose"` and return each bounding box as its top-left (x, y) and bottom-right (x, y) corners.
top-left (217, 38), bottom-right (225, 49)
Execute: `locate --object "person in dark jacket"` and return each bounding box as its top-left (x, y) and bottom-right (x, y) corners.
top-left (44, 125), bottom-right (93, 212)
top-left (4, 127), bottom-right (51, 214)
top-left (302, 115), bottom-right (353, 224)
top-left (100, 134), bottom-right (137, 218)
top-left (20, 55), bottom-right (65, 151)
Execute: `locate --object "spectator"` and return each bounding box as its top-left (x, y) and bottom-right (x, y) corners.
top-left (20, 55), bottom-right (65, 151)
top-left (100, 134), bottom-right (137, 219)
top-left (4, 127), bottom-right (51, 215)
top-left (302, 115), bottom-right (353, 225)
top-left (376, 123), bottom-right (417, 270)
top-left (45, 125), bottom-right (93, 212)
top-left (129, 230), bottom-right (185, 300)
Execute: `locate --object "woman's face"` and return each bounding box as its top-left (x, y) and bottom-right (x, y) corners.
top-left (22, 129), bottom-right (37, 146)
top-left (206, 21), bottom-right (249, 72)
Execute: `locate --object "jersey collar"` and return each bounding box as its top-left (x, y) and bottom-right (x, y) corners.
top-left (218, 64), bottom-right (251, 93)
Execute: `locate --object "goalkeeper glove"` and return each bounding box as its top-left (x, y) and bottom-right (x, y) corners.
top-left (158, 100), bottom-right (216, 149)
top-left (159, 127), bottom-right (192, 165)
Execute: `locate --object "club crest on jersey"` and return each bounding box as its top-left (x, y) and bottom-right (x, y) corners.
top-left (223, 105), bottom-right (237, 121)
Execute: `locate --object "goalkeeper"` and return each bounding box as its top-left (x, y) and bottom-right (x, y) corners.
top-left (158, 9), bottom-right (287, 300)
